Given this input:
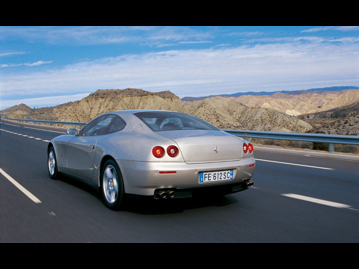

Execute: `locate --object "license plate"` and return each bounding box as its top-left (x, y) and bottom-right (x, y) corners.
top-left (199, 170), bottom-right (233, 183)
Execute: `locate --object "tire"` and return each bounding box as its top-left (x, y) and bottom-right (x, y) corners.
top-left (48, 146), bottom-right (59, 179)
top-left (100, 159), bottom-right (125, 210)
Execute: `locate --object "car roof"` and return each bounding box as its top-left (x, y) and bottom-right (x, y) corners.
top-left (108, 109), bottom-right (175, 115)
top-left (88, 110), bottom-right (183, 124)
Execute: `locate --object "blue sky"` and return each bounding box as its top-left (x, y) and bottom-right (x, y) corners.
top-left (1, 26), bottom-right (359, 109)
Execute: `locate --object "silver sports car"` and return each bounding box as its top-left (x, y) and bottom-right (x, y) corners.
top-left (48, 110), bottom-right (255, 210)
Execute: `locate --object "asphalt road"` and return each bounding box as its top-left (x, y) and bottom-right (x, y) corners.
top-left (1, 119), bottom-right (358, 242)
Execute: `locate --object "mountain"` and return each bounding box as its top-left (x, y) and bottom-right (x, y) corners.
top-left (3, 88), bottom-right (312, 133)
top-left (229, 89), bottom-right (359, 116)
top-left (0, 103), bottom-right (58, 121)
top-left (181, 86), bottom-right (359, 101)
top-left (5, 87), bottom-right (359, 135)
top-left (300, 101), bottom-right (359, 135)
top-left (0, 103), bottom-right (32, 117)
top-left (52, 88), bottom-right (312, 132)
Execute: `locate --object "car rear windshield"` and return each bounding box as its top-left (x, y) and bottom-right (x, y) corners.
top-left (134, 111), bottom-right (219, 132)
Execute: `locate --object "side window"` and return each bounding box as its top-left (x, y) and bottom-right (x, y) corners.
top-left (79, 115), bottom-right (126, 136)
top-left (106, 115), bottom-right (126, 134)
top-left (79, 116), bottom-right (104, 136)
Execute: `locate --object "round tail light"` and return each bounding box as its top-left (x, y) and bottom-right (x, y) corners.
top-left (167, 145), bottom-right (179, 157)
top-left (152, 146), bottom-right (165, 158)
top-left (248, 143), bottom-right (254, 153)
top-left (243, 143), bottom-right (248, 154)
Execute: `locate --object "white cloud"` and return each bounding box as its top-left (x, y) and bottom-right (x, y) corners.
top-left (179, 40), bottom-right (213, 44)
top-left (301, 26), bottom-right (336, 33)
top-left (302, 26), bottom-right (359, 33)
top-left (0, 51), bottom-right (25, 57)
top-left (228, 31), bottom-right (260, 37)
top-left (26, 61), bottom-right (53, 67)
top-left (1, 41), bottom-right (359, 108)
top-left (1, 60), bottom-right (52, 68)
top-left (0, 26), bottom-right (211, 46)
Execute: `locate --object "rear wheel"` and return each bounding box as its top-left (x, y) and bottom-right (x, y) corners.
top-left (100, 159), bottom-right (125, 210)
top-left (48, 146), bottom-right (59, 179)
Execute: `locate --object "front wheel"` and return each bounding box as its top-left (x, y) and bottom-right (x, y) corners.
top-left (100, 159), bottom-right (125, 210)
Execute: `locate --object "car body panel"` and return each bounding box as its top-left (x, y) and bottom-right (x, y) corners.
top-left (64, 135), bottom-right (99, 180)
top-left (158, 130), bottom-right (243, 163)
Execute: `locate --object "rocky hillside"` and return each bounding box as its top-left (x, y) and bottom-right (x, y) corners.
top-left (4, 87), bottom-right (359, 135)
top-left (231, 89), bottom-right (359, 116)
top-left (54, 88), bottom-right (312, 132)
top-left (0, 103), bottom-right (33, 118)
top-left (2, 88), bottom-right (312, 133)
top-left (1, 103), bottom-right (58, 121)
top-left (300, 101), bottom-right (359, 135)
top-left (52, 88), bottom-right (182, 123)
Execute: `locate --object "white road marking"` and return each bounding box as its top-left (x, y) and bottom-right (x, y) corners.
top-left (256, 158), bottom-right (333, 170)
top-left (0, 129), bottom-right (49, 143)
top-left (2, 123), bottom-right (19, 127)
top-left (282, 193), bottom-right (351, 209)
top-left (24, 126), bottom-right (65, 134)
top-left (0, 168), bottom-right (42, 204)
top-left (2, 122), bottom-right (64, 134)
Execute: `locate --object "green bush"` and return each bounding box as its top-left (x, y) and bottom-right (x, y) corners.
top-left (335, 145), bottom-right (359, 153)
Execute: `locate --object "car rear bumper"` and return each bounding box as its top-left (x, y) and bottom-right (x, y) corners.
top-left (117, 157), bottom-right (255, 197)
top-left (153, 180), bottom-right (254, 199)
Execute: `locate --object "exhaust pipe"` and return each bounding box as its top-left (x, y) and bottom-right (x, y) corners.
top-left (246, 181), bottom-right (254, 188)
top-left (155, 189), bottom-right (176, 199)
top-left (160, 191), bottom-right (167, 199)
top-left (168, 191), bottom-right (175, 199)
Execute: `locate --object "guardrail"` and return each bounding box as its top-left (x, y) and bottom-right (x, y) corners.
top-left (2, 117), bottom-right (86, 129)
top-left (2, 117), bottom-right (359, 154)
top-left (223, 129), bottom-right (359, 153)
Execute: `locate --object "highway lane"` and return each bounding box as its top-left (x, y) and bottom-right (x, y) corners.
top-left (1, 119), bottom-right (359, 242)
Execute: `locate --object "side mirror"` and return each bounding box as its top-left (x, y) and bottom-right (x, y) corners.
top-left (66, 128), bottom-right (78, 136)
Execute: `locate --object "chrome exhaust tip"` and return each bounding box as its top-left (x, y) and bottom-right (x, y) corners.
top-left (246, 181), bottom-right (254, 188)
top-left (155, 189), bottom-right (176, 199)
top-left (168, 190), bottom-right (175, 199)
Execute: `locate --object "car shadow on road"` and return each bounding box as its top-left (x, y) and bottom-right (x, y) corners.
top-left (123, 194), bottom-right (239, 215)
top-left (57, 173), bottom-right (101, 200)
